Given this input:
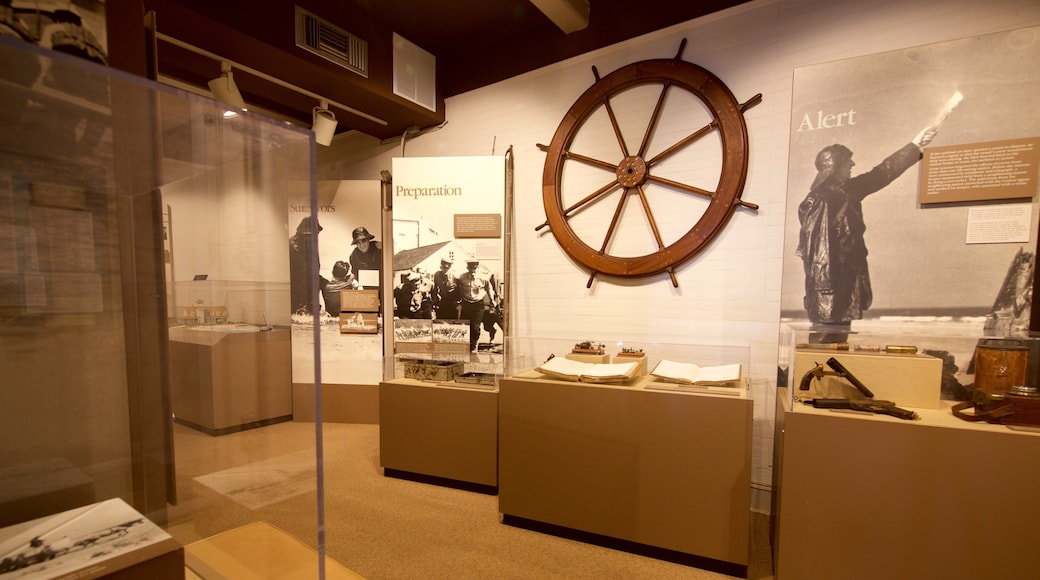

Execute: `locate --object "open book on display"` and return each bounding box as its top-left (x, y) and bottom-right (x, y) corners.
top-left (536, 357), bottom-right (639, 383)
top-left (650, 360), bottom-right (741, 386)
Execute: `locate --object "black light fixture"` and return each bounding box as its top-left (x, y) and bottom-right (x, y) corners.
top-left (207, 61), bottom-right (246, 115)
top-left (312, 99), bottom-right (338, 146)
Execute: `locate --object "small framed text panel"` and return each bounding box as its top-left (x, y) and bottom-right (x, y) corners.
top-left (454, 213), bottom-right (502, 238)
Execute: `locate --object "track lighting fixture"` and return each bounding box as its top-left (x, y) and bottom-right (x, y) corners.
top-left (530, 0), bottom-right (589, 34)
top-left (312, 99), bottom-right (338, 146)
top-left (158, 32), bottom-right (388, 130)
top-left (207, 61), bottom-right (246, 112)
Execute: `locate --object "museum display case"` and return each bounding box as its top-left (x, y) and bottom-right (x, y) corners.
top-left (379, 376), bottom-right (499, 490)
top-left (496, 337), bottom-right (753, 576)
top-left (773, 323), bottom-right (1040, 579)
top-left (379, 347), bottom-right (519, 489)
top-left (0, 35), bottom-right (322, 574)
top-left (779, 322), bottom-right (1040, 409)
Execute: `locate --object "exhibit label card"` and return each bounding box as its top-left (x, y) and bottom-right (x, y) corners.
top-left (920, 137), bottom-right (1039, 204)
top-left (964, 203), bottom-right (1033, 244)
top-left (341, 289), bottom-right (380, 312)
top-left (454, 213), bottom-right (502, 238)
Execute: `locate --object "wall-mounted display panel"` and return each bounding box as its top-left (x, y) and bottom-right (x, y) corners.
top-left (780, 25), bottom-right (1040, 337)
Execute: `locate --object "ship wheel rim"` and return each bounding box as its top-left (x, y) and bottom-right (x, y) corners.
top-left (541, 58), bottom-right (750, 279)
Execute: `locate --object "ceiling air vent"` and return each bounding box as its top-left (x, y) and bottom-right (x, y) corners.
top-left (295, 6), bottom-right (368, 78)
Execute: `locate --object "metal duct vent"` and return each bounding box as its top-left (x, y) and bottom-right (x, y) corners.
top-left (295, 6), bottom-right (368, 78)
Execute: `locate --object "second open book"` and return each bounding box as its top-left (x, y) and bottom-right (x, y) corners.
top-left (650, 360), bottom-right (742, 386)
top-left (536, 356), bottom-right (741, 386)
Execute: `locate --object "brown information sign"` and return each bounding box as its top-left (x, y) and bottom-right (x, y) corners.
top-left (341, 289), bottom-right (380, 312)
top-left (920, 137), bottom-right (1039, 204)
top-left (454, 213), bottom-right (502, 238)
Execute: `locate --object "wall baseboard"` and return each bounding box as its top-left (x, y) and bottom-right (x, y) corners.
top-left (292, 383), bottom-right (379, 424)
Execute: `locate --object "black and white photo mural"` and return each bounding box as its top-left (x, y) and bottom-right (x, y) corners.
top-left (780, 25), bottom-right (1040, 395)
top-left (289, 180), bottom-right (385, 386)
top-left (391, 156), bottom-right (507, 365)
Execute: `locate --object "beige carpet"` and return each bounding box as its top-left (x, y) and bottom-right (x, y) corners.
top-left (168, 421), bottom-right (774, 579)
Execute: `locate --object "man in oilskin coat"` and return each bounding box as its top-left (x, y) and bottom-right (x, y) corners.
top-left (796, 125), bottom-right (937, 328)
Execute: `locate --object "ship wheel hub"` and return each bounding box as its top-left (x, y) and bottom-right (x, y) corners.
top-left (616, 156), bottom-right (648, 187)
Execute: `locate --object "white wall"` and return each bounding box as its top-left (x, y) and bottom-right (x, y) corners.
top-left (320, 0), bottom-right (1040, 512)
top-left (162, 146), bottom-right (306, 326)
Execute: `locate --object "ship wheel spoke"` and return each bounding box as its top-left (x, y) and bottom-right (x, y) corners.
top-left (633, 184), bottom-right (667, 251)
top-left (648, 174), bottom-right (759, 210)
top-left (646, 120), bottom-right (717, 167)
top-left (535, 179), bottom-right (622, 232)
top-left (633, 184), bottom-right (679, 287)
top-left (537, 143), bottom-right (618, 173)
top-left (584, 188), bottom-right (632, 288)
top-left (637, 81), bottom-right (672, 160)
top-left (593, 65), bottom-right (632, 159)
top-left (560, 149), bottom-right (620, 172)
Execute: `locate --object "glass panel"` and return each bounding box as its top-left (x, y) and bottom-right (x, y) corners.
top-left (0, 36), bottom-right (320, 575)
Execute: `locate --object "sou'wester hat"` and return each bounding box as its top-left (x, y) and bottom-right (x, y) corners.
top-left (352, 227), bottom-right (376, 244)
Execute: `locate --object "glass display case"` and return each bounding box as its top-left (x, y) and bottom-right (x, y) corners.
top-left (0, 35), bottom-right (320, 574)
top-left (779, 322), bottom-right (1040, 411)
top-left (773, 323), bottom-right (1040, 578)
top-left (495, 336), bottom-right (753, 575)
top-left (505, 335), bottom-right (750, 387)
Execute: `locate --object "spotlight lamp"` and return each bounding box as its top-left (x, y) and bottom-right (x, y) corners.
top-left (208, 61), bottom-right (246, 112)
top-left (312, 99), bottom-right (338, 146)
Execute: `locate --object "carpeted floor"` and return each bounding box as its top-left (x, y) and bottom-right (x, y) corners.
top-left (168, 421), bottom-right (774, 579)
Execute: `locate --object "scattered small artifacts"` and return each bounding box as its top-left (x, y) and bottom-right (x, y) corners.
top-left (802, 398), bottom-right (919, 421)
top-left (455, 372), bottom-right (497, 387)
top-left (402, 359), bottom-right (464, 382)
top-left (952, 384), bottom-right (1040, 427)
top-left (571, 341), bottom-right (605, 355)
top-left (798, 357), bottom-right (919, 420)
top-left (615, 347), bottom-right (645, 358)
top-left (797, 342), bottom-right (849, 350)
top-left (799, 357), bottom-right (874, 398)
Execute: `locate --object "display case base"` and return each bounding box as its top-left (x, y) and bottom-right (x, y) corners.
top-left (174, 414), bottom-right (292, 437)
top-left (503, 514), bottom-right (748, 578)
top-left (773, 387), bottom-right (1040, 579)
top-left (383, 468), bottom-right (497, 495)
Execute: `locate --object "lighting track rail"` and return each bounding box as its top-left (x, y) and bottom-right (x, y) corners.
top-left (155, 31), bottom-right (388, 127)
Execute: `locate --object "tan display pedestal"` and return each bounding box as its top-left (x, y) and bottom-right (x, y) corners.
top-left (185, 521), bottom-right (363, 579)
top-left (498, 372), bottom-right (752, 575)
top-left (773, 387), bottom-right (1040, 579)
top-left (169, 327), bottom-right (293, 435)
top-left (378, 378), bottom-right (498, 489)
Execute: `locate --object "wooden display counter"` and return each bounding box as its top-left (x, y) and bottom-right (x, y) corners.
top-left (498, 371), bottom-right (752, 575)
top-left (772, 387), bottom-right (1040, 579)
top-left (169, 326), bottom-right (292, 436)
top-left (378, 378), bottom-right (498, 490)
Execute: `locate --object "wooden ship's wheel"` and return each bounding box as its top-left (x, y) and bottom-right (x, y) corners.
top-left (537, 39), bottom-right (760, 287)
